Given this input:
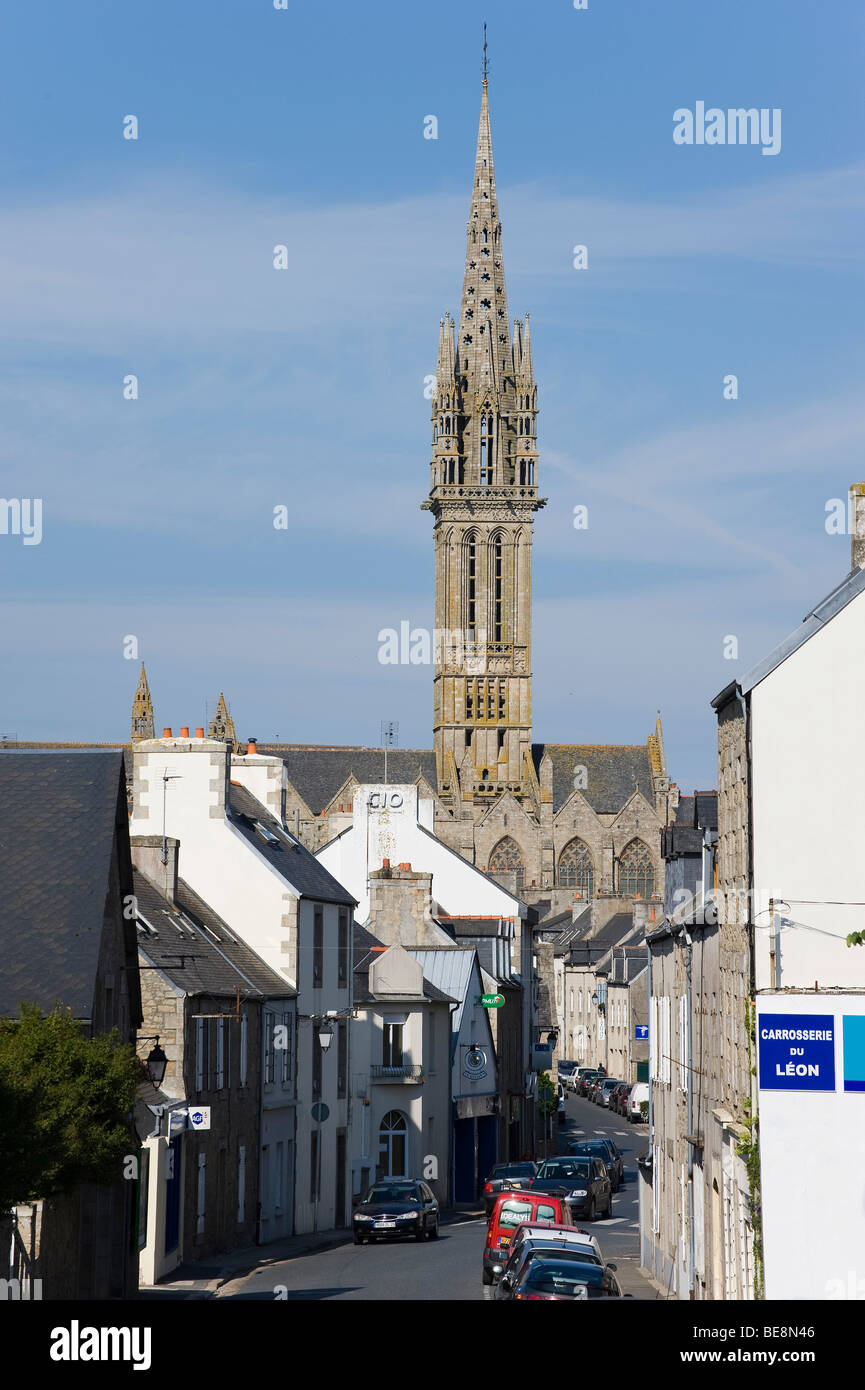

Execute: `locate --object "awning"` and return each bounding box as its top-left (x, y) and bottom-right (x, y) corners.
top-left (455, 1094), bottom-right (497, 1119)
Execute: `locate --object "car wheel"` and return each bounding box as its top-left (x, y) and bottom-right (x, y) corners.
top-left (368, 1234), bottom-right (377, 1243)
top-left (429, 1220), bottom-right (439, 1240)
top-left (606, 1196), bottom-right (613, 1217)
top-left (587, 1198), bottom-right (596, 1221)
top-left (482, 1268), bottom-right (493, 1285)
top-left (353, 1234), bottom-right (365, 1245)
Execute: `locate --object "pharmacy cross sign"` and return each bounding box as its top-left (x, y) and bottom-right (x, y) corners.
top-left (757, 1013), bottom-right (836, 1092)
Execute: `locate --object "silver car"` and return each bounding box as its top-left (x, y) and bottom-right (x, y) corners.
top-left (598, 1078), bottom-right (623, 1108)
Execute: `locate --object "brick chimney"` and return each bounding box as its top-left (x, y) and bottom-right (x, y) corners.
top-left (367, 862), bottom-right (442, 947)
top-left (850, 484), bottom-right (865, 569)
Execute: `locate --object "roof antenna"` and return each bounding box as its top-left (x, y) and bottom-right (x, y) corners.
top-left (482, 22), bottom-right (489, 84)
top-left (381, 720), bottom-right (398, 786)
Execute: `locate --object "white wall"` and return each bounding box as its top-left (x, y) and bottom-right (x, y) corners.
top-left (751, 591), bottom-right (865, 990)
top-left (757, 992), bottom-right (865, 1300)
top-left (318, 783), bottom-right (522, 922)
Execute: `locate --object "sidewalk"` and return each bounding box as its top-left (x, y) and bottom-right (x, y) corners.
top-left (136, 1207), bottom-right (486, 1300)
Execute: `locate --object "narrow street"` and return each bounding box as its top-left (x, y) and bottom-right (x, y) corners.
top-left (216, 1089), bottom-right (655, 1301)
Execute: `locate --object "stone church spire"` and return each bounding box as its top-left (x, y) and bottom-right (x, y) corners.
top-left (208, 692), bottom-right (237, 744)
top-left (130, 663), bottom-right (154, 744)
top-left (423, 68), bottom-right (545, 810)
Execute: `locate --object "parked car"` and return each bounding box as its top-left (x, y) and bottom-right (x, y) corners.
top-left (495, 1241), bottom-right (604, 1300)
top-left (627, 1081), bottom-right (650, 1122)
top-left (598, 1078), bottom-right (624, 1108)
top-left (483, 1189), bottom-right (576, 1284)
top-left (569, 1138), bottom-right (624, 1191)
top-left (578, 1069), bottom-right (600, 1097)
top-left (530, 1156), bottom-right (612, 1220)
top-left (588, 1076), bottom-right (606, 1103)
top-left (501, 1221), bottom-right (603, 1282)
top-left (482, 1161), bottom-right (538, 1217)
top-left (352, 1180), bottom-right (439, 1244)
top-left (609, 1081), bottom-right (631, 1115)
top-left (615, 1083), bottom-right (635, 1116)
top-left (511, 1258), bottom-right (623, 1300)
top-left (557, 1081), bottom-right (566, 1120)
top-left (557, 1060), bottom-right (578, 1081)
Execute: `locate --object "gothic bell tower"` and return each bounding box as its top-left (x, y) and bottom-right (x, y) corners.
top-left (422, 67), bottom-right (545, 808)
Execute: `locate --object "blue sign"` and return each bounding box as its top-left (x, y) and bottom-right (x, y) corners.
top-left (842, 1015), bottom-right (865, 1092)
top-left (634, 1025), bottom-right (649, 1041)
top-left (758, 1013), bottom-right (835, 1092)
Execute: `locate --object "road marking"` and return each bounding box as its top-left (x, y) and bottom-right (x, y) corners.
top-left (603, 1217), bottom-right (629, 1225)
top-left (615, 1131), bottom-right (629, 1137)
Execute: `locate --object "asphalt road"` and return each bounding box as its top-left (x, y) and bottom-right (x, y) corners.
top-left (216, 1089), bottom-right (654, 1302)
top-left (554, 1084), bottom-right (648, 1258)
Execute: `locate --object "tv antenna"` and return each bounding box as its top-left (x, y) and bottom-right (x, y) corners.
top-left (381, 721), bottom-right (398, 785)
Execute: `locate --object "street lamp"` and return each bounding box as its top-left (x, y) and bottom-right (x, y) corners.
top-left (317, 1019), bottom-right (335, 1053)
top-left (137, 1036), bottom-right (167, 1088)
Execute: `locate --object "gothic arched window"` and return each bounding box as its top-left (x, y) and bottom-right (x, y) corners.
top-left (618, 840), bottom-right (654, 899)
top-left (558, 839), bottom-right (594, 898)
top-left (465, 533), bottom-right (477, 636)
top-left (491, 535), bottom-right (504, 642)
top-left (489, 836), bottom-right (525, 892)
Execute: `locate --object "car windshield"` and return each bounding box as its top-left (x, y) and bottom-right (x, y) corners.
top-left (491, 1163), bottom-right (536, 1179)
top-left (572, 1142), bottom-right (606, 1156)
top-left (537, 1160), bottom-right (592, 1182)
top-left (527, 1247), bottom-right (602, 1266)
top-left (365, 1185), bottom-right (418, 1203)
top-left (523, 1262), bottom-right (604, 1290)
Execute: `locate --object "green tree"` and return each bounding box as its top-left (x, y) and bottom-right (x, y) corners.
top-left (0, 1003), bottom-right (140, 1211)
top-left (537, 1071), bottom-right (558, 1117)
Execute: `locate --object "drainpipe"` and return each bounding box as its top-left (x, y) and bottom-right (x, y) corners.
top-left (682, 920), bottom-right (695, 1299)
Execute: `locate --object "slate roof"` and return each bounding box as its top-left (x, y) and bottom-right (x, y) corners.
top-left (673, 792), bottom-right (718, 831)
top-left (563, 912), bottom-right (637, 966)
top-left (663, 791), bottom-right (718, 859)
top-left (134, 871), bottom-right (295, 998)
top-left (352, 924), bottom-right (456, 1006)
top-left (256, 745), bottom-right (438, 816)
top-left (227, 782), bottom-right (356, 907)
top-left (532, 743), bottom-right (655, 813)
top-left (0, 751), bottom-right (139, 1021)
top-left (434, 916), bottom-right (512, 937)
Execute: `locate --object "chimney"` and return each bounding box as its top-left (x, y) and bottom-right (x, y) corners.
top-left (131, 835), bottom-right (180, 905)
top-left (367, 863), bottom-right (440, 947)
top-left (180, 727), bottom-right (190, 739)
top-left (162, 727), bottom-right (172, 739)
top-left (247, 739), bottom-right (257, 755)
top-left (850, 484), bottom-right (865, 569)
top-left (195, 727), bottom-right (205, 738)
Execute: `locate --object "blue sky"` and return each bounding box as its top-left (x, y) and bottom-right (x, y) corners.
top-left (1, 0), bottom-right (863, 792)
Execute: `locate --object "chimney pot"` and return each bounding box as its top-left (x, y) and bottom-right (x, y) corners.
top-left (382, 858), bottom-right (390, 869)
top-left (180, 726), bottom-right (190, 738)
top-left (195, 727), bottom-right (205, 738)
top-left (163, 728), bottom-right (172, 738)
top-left (247, 740), bottom-right (257, 755)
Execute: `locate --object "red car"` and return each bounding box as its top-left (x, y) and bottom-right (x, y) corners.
top-left (483, 1189), bottom-right (576, 1284)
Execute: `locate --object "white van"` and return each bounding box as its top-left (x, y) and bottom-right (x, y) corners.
top-left (627, 1082), bottom-right (649, 1122)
